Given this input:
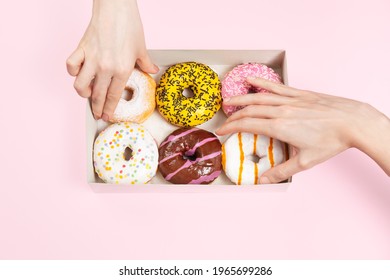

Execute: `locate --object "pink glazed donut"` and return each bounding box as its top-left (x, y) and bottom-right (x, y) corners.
top-left (221, 63), bottom-right (282, 116)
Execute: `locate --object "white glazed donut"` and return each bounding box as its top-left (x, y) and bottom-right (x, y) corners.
top-left (222, 132), bottom-right (288, 185)
top-left (111, 69), bottom-right (156, 123)
top-left (93, 122), bottom-right (158, 184)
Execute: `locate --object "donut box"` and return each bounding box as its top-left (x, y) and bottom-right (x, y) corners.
top-left (86, 50), bottom-right (292, 192)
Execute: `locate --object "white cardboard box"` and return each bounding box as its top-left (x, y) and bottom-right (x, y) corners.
top-left (86, 50), bottom-right (291, 193)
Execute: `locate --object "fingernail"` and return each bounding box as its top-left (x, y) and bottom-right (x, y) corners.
top-left (102, 113), bottom-right (109, 122)
top-left (260, 176), bottom-right (271, 184)
top-left (247, 76), bottom-right (256, 81)
top-left (93, 114), bottom-right (100, 120)
top-left (223, 97), bottom-right (231, 103)
top-left (153, 64), bottom-right (159, 72)
top-left (215, 128), bottom-right (222, 135)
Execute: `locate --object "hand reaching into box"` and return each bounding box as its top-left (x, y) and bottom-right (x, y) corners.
top-left (216, 77), bottom-right (390, 183)
top-left (66, 0), bottom-right (158, 122)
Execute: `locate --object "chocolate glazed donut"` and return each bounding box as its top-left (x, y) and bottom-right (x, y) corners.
top-left (158, 128), bottom-right (222, 184)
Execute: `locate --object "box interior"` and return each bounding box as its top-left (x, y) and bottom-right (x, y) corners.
top-left (86, 50), bottom-right (291, 192)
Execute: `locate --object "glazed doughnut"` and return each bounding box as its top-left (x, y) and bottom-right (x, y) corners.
top-left (221, 63), bottom-right (282, 116)
top-left (93, 122), bottom-right (158, 184)
top-left (111, 69), bottom-right (156, 123)
top-left (158, 127), bottom-right (222, 184)
top-left (222, 132), bottom-right (287, 185)
top-left (156, 62), bottom-right (222, 127)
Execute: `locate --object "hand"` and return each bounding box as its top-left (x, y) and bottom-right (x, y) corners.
top-left (216, 77), bottom-right (390, 183)
top-left (66, 0), bottom-right (158, 121)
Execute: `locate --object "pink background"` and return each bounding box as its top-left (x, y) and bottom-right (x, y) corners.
top-left (1, 0), bottom-right (390, 259)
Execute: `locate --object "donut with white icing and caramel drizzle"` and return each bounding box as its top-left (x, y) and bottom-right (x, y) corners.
top-left (222, 132), bottom-right (288, 185)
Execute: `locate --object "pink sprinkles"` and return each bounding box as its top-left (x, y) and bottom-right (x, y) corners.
top-left (221, 63), bottom-right (282, 116)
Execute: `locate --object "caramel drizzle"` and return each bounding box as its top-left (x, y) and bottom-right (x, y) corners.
top-left (268, 138), bottom-right (275, 167)
top-left (284, 142), bottom-right (289, 161)
top-left (253, 135), bottom-right (257, 154)
top-left (221, 144), bottom-right (226, 169)
top-left (238, 133), bottom-right (244, 185)
top-left (253, 134), bottom-right (258, 184)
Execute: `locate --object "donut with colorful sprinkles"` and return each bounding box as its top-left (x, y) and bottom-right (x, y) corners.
top-left (93, 122), bottom-right (158, 184)
top-left (158, 127), bottom-right (222, 184)
top-left (156, 62), bottom-right (222, 127)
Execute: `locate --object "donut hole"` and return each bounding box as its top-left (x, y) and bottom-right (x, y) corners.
top-left (123, 147), bottom-right (133, 161)
top-left (183, 154), bottom-right (197, 162)
top-left (248, 86), bottom-right (261, 94)
top-left (183, 150), bottom-right (197, 162)
top-left (182, 88), bottom-right (195, 98)
top-left (247, 154), bottom-right (261, 163)
top-left (122, 87), bottom-right (134, 101)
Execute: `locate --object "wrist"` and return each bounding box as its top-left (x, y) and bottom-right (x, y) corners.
top-left (352, 104), bottom-right (390, 175)
top-left (92, 0), bottom-right (138, 20)
top-left (93, 0), bottom-right (136, 6)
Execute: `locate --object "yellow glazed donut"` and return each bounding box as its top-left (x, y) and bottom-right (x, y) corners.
top-left (93, 122), bottom-right (158, 184)
top-left (156, 62), bottom-right (221, 127)
top-left (222, 133), bottom-right (288, 185)
top-left (111, 69), bottom-right (156, 123)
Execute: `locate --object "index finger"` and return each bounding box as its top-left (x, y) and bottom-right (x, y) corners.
top-left (223, 92), bottom-right (293, 107)
top-left (102, 76), bottom-right (128, 121)
top-left (247, 77), bottom-right (302, 97)
top-left (215, 117), bottom-right (284, 141)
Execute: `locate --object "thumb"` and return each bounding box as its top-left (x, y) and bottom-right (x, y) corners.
top-left (260, 156), bottom-right (303, 184)
top-left (66, 48), bottom-right (85, 76)
top-left (136, 51), bottom-right (159, 74)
